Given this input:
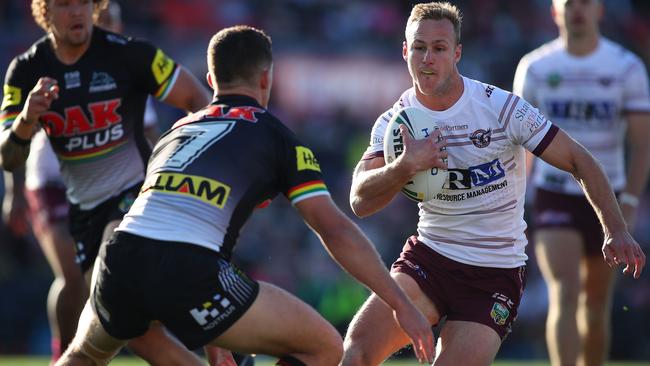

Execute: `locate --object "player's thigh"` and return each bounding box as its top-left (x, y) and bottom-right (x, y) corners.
top-left (40, 221), bottom-right (82, 280)
top-left (343, 272), bottom-right (439, 361)
top-left (534, 228), bottom-right (583, 287)
top-left (435, 320), bottom-right (501, 366)
top-left (69, 301), bottom-right (126, 360)
top-left (210, 281), bottom-right (342, 358)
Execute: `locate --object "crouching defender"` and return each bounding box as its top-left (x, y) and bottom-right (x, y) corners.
top-left (55, 25), bottom-right (435, 366)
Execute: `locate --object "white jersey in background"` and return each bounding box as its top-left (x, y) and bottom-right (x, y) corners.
top-left (24, 98), bottom-right (159, 191)
top-left (363, 77), bottom-right (557, 268)
top-left (514, 37), bottom-right (650, 195)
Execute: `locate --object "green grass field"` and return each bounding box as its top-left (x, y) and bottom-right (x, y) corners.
top-left (0, 357), bottom-right (648, 366)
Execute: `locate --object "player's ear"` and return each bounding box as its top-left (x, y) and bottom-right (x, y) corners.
top-left (260, 67), bottom-right (272, 91)
top-left (597, 1), bottom-right (604, 21)
top-left (550, 3), bottom-right (558, 23)
top-left (206, 73), bottom-right (214, 89)
top-left (454, 43), bottom-right (462, 63)
top-left (402, 40), bottom-right (408, 61)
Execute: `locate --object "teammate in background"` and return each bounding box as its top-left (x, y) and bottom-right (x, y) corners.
top-left (0, 2), bottom-right (161, 362)
top-left (341, 2), bottom-right (645, 365)
top-left (0, 0), bottom-right (215, 364)
top-left (55, 25), bottom-right (435, 366)
top-left (513, 0), bottom-right (650, 365)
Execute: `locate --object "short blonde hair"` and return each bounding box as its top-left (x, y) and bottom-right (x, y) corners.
top-left (407, 2), bottom-right (463, 44)
top-left (31, 0), bottom-right (109, 32)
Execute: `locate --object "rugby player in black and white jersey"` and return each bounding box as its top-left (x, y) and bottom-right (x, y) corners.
top-left (55, 25), bottom-right (435, 366)
top-left (0, 0), bottom-right (224, 365)
top-left (1, 3), bottom-right (163, 362)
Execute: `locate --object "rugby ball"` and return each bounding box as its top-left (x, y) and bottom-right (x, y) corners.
top-left (383, 106), bottom-right (447, 202)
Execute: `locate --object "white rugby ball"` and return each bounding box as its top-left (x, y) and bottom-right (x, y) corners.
top-left (383, 106), bottom-right (447, 202)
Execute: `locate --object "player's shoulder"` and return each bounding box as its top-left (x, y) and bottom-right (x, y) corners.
top-left (599, 38), bottom-right (644, 68)
top-left (519, 38), bottom-right (564, 70)
top-left (11, 35), bottom-right (49, 65)
top-left (376, 88), bottom-right (413, 123)
top-left (465, 77), bottom-right (517, 114)
top-left (94, 27), bottom-right (153, 50)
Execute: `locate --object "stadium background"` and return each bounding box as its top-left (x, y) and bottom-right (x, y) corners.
top-left (0, 0), bottom-right (649, 362)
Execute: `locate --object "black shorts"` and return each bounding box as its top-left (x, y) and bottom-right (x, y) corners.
top-left (91, 231), bottom-right (260, 350)
top-left (68, 183), bottom-right (141, 273)
top-left (532, 188), bottom-right (610, 257)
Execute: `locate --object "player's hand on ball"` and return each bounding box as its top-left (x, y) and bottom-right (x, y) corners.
top-left (399, 124), bottom-right (448, 173)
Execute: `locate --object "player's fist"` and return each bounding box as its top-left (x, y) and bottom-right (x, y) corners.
top-left (21, 77), bottom-right (59, 125)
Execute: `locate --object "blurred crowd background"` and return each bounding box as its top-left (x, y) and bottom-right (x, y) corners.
top-left (1, 0), bottom-right (650, 361)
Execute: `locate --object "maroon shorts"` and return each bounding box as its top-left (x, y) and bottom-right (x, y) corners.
top-left (533, 188), bottom-right (605, 257)
top-left (24, 184), bottom-right (69, 235)
top-left (391, 236), bottom-right (526, 339)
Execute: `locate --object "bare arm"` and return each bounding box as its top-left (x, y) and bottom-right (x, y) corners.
top-left (1, 77), bottom-right (58, 171)
top-left (296, 195), bottom-right (435, 363)
top-left (350, 125), bottom-right (447, 217)
top-left (620, 112), bottom-right (650, 231)
top-left (2, 169), bottom-right (29, 237)
top-left (160, 66), bottom-right (211, 113)
top-left (538, 129), bottom-right (646, 277)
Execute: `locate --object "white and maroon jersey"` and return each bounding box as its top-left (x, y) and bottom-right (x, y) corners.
top-left (24, 129), bottom-right (61, 190)
top-left (514, 38), bottom-right (650, 195)
top-left (24, 98), bottom-right (159, 191)
top-left (362, 77), bottom-right (557, 268)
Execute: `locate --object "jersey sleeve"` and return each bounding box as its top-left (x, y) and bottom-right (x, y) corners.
top-left (497, 90), bottom-right (557, 156)
top-left (1, 57), bottom-right (31, 130)
top-left (279, 130), bottom-right (330, 205)
top-left (126, 38), bottom-right (181, 102)
top-left (621, 55), bottom-right (650, 113)
top-left (361, 109), bottom-right (394, 161)
top-left (512, 55), bottom-right (537, 106)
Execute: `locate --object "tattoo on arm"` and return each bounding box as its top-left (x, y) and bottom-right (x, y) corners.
top-left (0, 129), bottom-right (30, 172)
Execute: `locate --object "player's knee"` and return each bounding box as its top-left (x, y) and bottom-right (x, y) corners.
top-left (552, 285), bottom-right (579, 308)
top-left (340, 346), bottom-right (371, 366)
top-left (341, 338), bottom-right (372, 366)
top-left (55, 343), bottom-right (108, 366)
top-left (316, 328), bottom-right (343, 363)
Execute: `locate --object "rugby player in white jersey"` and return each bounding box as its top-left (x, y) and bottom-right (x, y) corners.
top-left (341, 2), bottom-right (645, 365)
top-left (513, 0), bottom-right (650, 365)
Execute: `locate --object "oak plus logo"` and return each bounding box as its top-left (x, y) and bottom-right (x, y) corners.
top-left (41, 98), bottom-right (124, 153)
top-left (189, 294), bottom-right (235, 330)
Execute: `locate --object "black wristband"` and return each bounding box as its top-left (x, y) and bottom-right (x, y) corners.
top-left (9, 130), bottom-right (31, 146)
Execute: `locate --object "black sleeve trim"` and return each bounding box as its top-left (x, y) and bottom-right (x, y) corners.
top-left (531, 124), bottom-right (559, 157)
top-left (9, 131), bottom-right (31, 146)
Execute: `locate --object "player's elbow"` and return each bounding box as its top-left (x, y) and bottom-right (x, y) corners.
top-left (350, 195), bottom-right (372, 218)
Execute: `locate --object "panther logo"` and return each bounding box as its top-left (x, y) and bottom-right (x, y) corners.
top-left (470, 128), bottom-right (492, 148)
